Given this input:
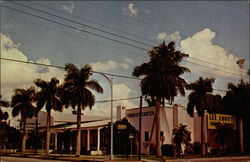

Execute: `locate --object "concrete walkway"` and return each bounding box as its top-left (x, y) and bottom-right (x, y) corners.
top-left (2, 154), bottom-right (250, 162)
top-left (165, 156), bottom-right (250, 162)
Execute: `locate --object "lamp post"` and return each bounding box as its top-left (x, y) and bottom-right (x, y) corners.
top-left (236, 59), bottom-right (245, 154)
top-left (95, 72), bottom-right (113, 160)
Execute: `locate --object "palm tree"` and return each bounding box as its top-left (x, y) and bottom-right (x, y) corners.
top-left (172, 124), bottom-right (191, 157)
top-left (133, 41), bottom-right (190, 156)
top-left (0, 95), bottom-right (9, 121)
top-left (186, 77), bottom-right (216, 156)
top-left (223, 81), bottom-right (250, 153)
top-left (62, 63), bottom-right (103, 156)
top-left (11, 87), bottom-right (36, 154)
top-left (34, 77), bottom-right (63, 154)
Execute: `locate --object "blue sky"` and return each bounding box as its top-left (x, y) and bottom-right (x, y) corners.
top-left (1, 1), bottom-right (249, 122)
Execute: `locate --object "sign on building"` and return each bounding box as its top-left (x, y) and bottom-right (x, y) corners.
top-left (208, 113), bottom-right (236, 129)
top-left (117, 124), bottom-right (127, 130)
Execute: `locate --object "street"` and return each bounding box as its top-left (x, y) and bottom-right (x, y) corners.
top-left (0, 156), bottom-right (65, 162)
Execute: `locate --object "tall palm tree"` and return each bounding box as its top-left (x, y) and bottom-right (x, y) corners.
top-left (62, 63), bottom-right (103, 156)
top-left (34, 77), bottom-right (63, 154)
top-left (133, 41), bottom-right (190, 156)
top-left (0, 95), bottom-right (9, 121)
top-left (223, 81), bottom-right (250, 153)
top-left (11, 87), bottom-right (36, 154)
top-left (186, 77), bottom-right (216, 156)
top-left (172, 124), bottom-right (191, 157)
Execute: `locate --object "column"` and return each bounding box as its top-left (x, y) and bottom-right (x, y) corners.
top-left (55, 133), bottom-right (57, 150)
top-left (87, 129), bottom-right (90, 151)
top-left (97, 128), bottom-right (101, 151)
top-left (193, 111), bottom-right (200, 142)
top-left (173, 104), bottom-right (178, 129)
top-left (204, 111), bottom-right (208, 143)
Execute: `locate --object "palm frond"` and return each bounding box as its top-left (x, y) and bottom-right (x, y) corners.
top-left (86, 80), bottom-right (103, 93)
top-left (34, 79), bottom-right (48, 89)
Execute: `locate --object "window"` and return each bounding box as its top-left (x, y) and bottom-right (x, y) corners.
top-left (145, 131), bottom-right (149, 141)
top-left (160, 131), bottom-right (164, 137)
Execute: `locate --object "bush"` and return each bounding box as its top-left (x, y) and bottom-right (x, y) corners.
top-left (161, 144), bottom-right (174, 156)
top-left (193, 142), bottom-right (201, 154)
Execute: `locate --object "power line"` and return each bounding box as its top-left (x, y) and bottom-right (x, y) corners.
top-left (192, 67), bottom-right (239, 82)
top-left (7, 2), bottom-right (246, 73)
top-left (1, 57), bottom-right (230, 93)
top-left (182, 59), bottom-right (240, 76)
top-left (33, 1), bottom-right (157, 45)
top-left (9, 13), bottom-right (245, 77)
top-left (8, 16), bottom-right (245, 82)
top-left (96, 96), bottom-right (140, 103)
top-left (32, 1), bottom-right (248, 73)
top-left (1, 5), bottom-right (244, 76)
top-left (186, 57), bottom-right (242, 73)
top-left (3, 4), bottom-right (246, 76)
top-left (10, 1), bottom-right (153, 48)
top-left (0, 57), bottom-right (141, 80)
top-left (86, 1), bottom-right (250, 59)
top-left (85, 1), bottom-right (174, 34)
top-left (1, 4), bottom-right (149, 52)
top-left (10, 15), bottom-right (146, 58)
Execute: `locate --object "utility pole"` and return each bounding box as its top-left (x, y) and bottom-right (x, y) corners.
top-left (138, 96), bottom-right (143, 160)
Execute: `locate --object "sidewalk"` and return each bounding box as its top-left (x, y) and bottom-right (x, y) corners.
top-left (164, 156), bottom-right (250, 162)
top-left (2, 153), bottom-right (250, 162)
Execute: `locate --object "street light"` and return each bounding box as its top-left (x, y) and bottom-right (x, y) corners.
top-left (94, 72), bottom-right (113, 160)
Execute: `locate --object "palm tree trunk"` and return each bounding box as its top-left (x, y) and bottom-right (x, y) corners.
top-left (21, 118), bottom-right (27, 154)
top-left (239, 117), bottom-right (244, 154)
top-left (155, 100), bottom-right (161, 157)
top-left (46, 110), bottom-right (51, 154)
top-left (75, 103), bottom-right (81, 156)
top-left (146, 110), bottom-right (156, 155)
top-left (201, 113), bottom-right (206, 157)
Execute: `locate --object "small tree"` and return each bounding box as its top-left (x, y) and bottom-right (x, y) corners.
top-left (103, 118), bottom-right (137, 155)
top-left (172, 124), bottom-right (191, 157)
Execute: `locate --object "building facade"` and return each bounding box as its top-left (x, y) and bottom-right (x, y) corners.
top-left (25, 105), bottom-right (237, 155)
top-left (117, 105), bottom-right (194, 154)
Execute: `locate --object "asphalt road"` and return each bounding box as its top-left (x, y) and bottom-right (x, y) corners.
top-left (0, 156), bottom-right (65, 162)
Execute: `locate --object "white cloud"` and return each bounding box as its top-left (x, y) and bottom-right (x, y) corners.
top-left (84, 83), bottom-right (138, 117)
top-left (113, 84), bottom-right (138, 109)
top-left (127, 3), bottom-right (138, 18)
top-left (0, 33), bottom-right (65, 99)
top-left (62, 2), bottom-right (75, 15)
top-left (1, 33), bottom-right (66, 127)
top-left (180, 28), bottom-right (243, 78)
top-left (156, 31), bottom-right (182, 43)
top-left (123, 57), bottom-right (134, 65)
top-left (90, 60), bottom-right (119, 71)
top-left (120, 63), bottom-right (129, 70)
top-left (90, 58), bottom-right (134, 71)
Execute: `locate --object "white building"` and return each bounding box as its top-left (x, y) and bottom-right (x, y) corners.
top-left (28, 104), bottom-right (197, 155)
top-left (117, 105), bottom-right (194, 153)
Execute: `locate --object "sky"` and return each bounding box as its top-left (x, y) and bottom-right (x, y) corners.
top-left (0, 1), bottom-right (249, 126)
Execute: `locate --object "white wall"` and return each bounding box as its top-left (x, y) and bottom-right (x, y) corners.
top-left (117, 105), bottom-right (194, 154)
